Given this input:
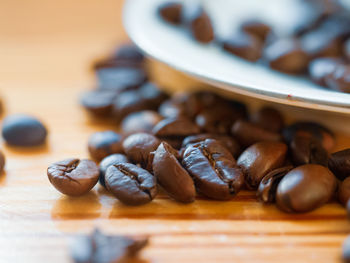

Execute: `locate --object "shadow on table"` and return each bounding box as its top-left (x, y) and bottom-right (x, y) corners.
top-left (4, 141), bottom-right (50, 155)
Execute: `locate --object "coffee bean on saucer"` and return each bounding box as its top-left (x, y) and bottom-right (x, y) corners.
top-left (153, 142), bottom-right (195, 203)
top-left (2, 114), bottom-right (48, 146)
top-left (240, 19), bottom-right (272, 42)
top-left (47, 158), bottom-right (99, 196)
top-left (105, 163), bottom-right (157, 206)
top-left (237, 141), bottom-right (287, 189)
top-left (338, 176), bottom-right (350, 205)
top-left (251, 107), bottom-right (284, 133)
top-left (88, 131), bottom-right (123, 161)
top-left (325, 64), bottom-right (350, 93)
top-left (158, 1), bottom-right (183, 25)
top-left (121, 110), bottom-right (163, 135)
top-left (80, 89), bottom-right (117, 116)
top-left (308, 57), bottom-right (342, 86)
top-left (182, 139), bottom-right (244, 200)
top-left (329, 149), bottom-right (350, 181)
top-left (99, 154), bottom-right (129, 188)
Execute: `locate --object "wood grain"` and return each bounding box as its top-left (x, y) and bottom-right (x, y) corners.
top-left (0, 1), bottom-right (350, 262)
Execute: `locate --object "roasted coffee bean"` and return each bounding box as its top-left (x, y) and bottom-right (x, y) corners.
top-left (114, 44), bottom-right (144, 63)
top-left (237, 141), bottom-right (287, 189)
top-left (2, 114), bottom-right (47, 146)
top-left (152, 117), bottom-right (200, 149)
top-left (282, 121), bottom-right (335, 152)
top-left (182, 133), bottom-right (241, 158)
top-left (122, 133), bottom-right (160, 171)
top-left (338, 176), bottom-right (350, 205)
top-left (158, 1), bottom-right (182, 25)
top-left (99, 154), bottom-right (129, 188)
top-left (325, 64), bottom-right (350, 93)
top-left (257, 166), bottom-right (293, 203)
top-left (308, 57), bottom-right (342, 86)
top-left (121, 110), bottom-right (163, 135)
top-left (276, 164), bottom-right (336, 213)
top-left (182, 139), bottom-right (244, 200)
top-left (80, 89), bottom-right (117, 116)
top-left (47, 158), bottom-right (99, 196)
top-left (182, 3), bottom-right (214, 43)
top-left (88, 131), bottom-right (123, 161)
top-left (153, 142), bottom-right (195, 203)
top-left (138, 82), bottom-right (168, 108)
top-left (231, 120), bottom-right (282, 147)
top-left (290, 136), bottom-right (328, 166)
top-left (343, 235), bottom-right (350, 263)
top-left (70, 229), bottom-right (148, 263)
top-left (222, 32), bottom-right (262, 62)
top-left (329, 149), bottom-right (350, 181)
top-left (240, 19), bottom-right (272, 42)
top-left (263, 39), bottom-right (309, 74)
top-left (251, 107), bottom-right (284, 133)
top-left (105, 163), bottom-right (157, 205)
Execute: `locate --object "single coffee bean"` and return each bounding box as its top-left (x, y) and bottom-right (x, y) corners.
top-left (153, 142), bottom-right (195, 203)
top-left (325, 64), bottom-right (350, 93)
top-left (240, 19), bottom-right (272, 42)
top-left (88, 131), bottom-right (123, 161)
top-left (138, 82), bottom-right (168, 108)
top-left (290, 135), bottom-right (328, 166)
top-left (105, 163), bottom-right (157, 205)
top-left (231, 120), bottom-right (282, 147)
top-left (251, 107), bottom-right (284, 133)
top-left (329, 149), bottom-right (350, 181)
top-left (121, 110), bottom-right (163, 135)
top-left (263, 39), bottom-right (309, 74)
top-left (342, 235), bottom-right (350, 263)
top-left (47, 158), bottom-right (99, 196)
top-left (2, 114), bottom-right (47, 146)
top-left (237, 141), bottom-right (287, 189)
top-left (0, 150), bottom-right (5, 174)
top-left (182, 139), bottom-right (244, 200)
top-left (158, 1), bottom-right (182, 25)
top-left (114, 44), bottom-right (144, 63)
top-left (122, 133), bottom-right (160, 171)
top-left (276, 164), bottom-right (337, 213)
top-left (257, 166), bottom-right (293, 203)
top-left (338, 176), bottom-right (350, 205)
top-left (80, 89), bottom-right (117, 116)
top-left (308, 57), bottom-right (342, 86)
top-left (99, 154), bottom-right (129, 188)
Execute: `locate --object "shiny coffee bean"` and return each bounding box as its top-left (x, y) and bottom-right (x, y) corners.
top-left (153, 142), bottom-right (195, 203)
top-left (2, 114), bottom-right (48, 146)
top-left (237, 141), bottom-right (287, 189)
top-left (114, 44), bottom-right (144, 63)
top-left (308, 57), bottom-right (342, 86)
top-left (343, 235), bottom-right (350, 263)
top-left (0, 150), bottom-right (5, 174)
top-left (105, 163), bottom-right (157, 205)
top-left (290, 136), bottom-right (328, 166)
top-left (121, 110), bottom-right (163, 135)
top-left (231, 120), bottom-right (282, 147)
top-left (251, 107), bottom-right (284, 133)
top-left (338, 177), bottom-right (350, 205)
top-left (257, 166), bottom-right (293, 203)
top-left (88, 131), bottom-right (123, 161)
top-left (80, 89), bottom-right (117, 116)
top-left (325, 64), bottom-right (350, 93)
top-left (329, 149), bottom-right (350, 181)
top-left (122, 133), bottom-right (160, 171)
top-left (138, 82), bottom-right (168, 108)
top-left (276, 164), bottom-right (336, 213)
top-left (182, 139), bottom-right (244, 200)
top-left (240, 19), bottom-right (272, 42)
top-left (158, 1), bottom-right (182, 25)
top-left (47, 158), bottom-right (99, 196)
top-left (99, 154), bottom-right (129, 188)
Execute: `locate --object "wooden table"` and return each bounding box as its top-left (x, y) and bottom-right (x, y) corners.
top-left (1, 1), bottom-right (350, 262)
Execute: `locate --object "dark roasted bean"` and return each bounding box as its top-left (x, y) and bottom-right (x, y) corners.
top-left (99, 154), bottom-right (129, 188)
top-left (182, 139), bottom-right (244, 200)
top-left (121, 110), bottom-right (163, 135)
top-left (47, 158), bottom-right (99, 196)
top-left (237, 141), bottom-right (287, 189)
top-left (257, 166), bottom-right (293, 203)
top-left (329, 149), bottom-right (350, 181)
top-left (138, 82), bottom-right (168, 108)
top-left (343, 235), bottom-right (350, 263)
top-left (158, 1), bottom-right (182, 25)
top-left (105, 163), bottom-right (157, 205)
top-left (153, 142), bottom-right (195, 203)
top-left (276, 164), bottom-right (336, 213)
top-left (114, 44), bottom-right (144, 63)
top-left (80, 90), bottom-right (117, 116)
top-left (88, 131), bottom-right (123, 161)
top-left (2, 114), bottom-right (47, 146)
top-left (308, 57), bottom-right (342, 86)
top-left (251, 107), bottom-right (284, 133)
top-left (240, 19), bottom-right (272, 42)
top-left (325, 64), bottom-right (350, 93)
top-left (338, 177), bottom-right (350, 205)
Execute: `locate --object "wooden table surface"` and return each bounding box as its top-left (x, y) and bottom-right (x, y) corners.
top-left (1, 1), bottom-right (350, 262)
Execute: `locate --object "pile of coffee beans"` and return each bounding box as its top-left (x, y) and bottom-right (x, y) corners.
top-left (158, 0), bottom-right (350, 93)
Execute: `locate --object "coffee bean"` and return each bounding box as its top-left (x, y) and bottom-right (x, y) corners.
top-left (276, 164), bottom-right (336, 213)
top-left (251, 107), bottom-right (284, 133)
top-left (88, 131), bottom-right (123, 161)
top-left (0, 150), bottom-right (5, 174)
top-left (325, 64), bottom-right (350, 93)
top-left (105, 163), bottom-right (157, 205)
top-left (158, 1), bottom-right (182, 25)
top-left (2, 114), bottom-right (48, 146)
top-left (329, 149), bottom-right (350, 181)
top-left (240, 19), bottom-right (272, 42)
top-left (257, 166), bottom-right (293, 203)
top-left (222, 32), bottom-right (262, 62)
top-left (121, 110), bottom-right (163, 135)
top-left (308, 57), bottom-right (342, 86)
top-left (237, 141), bottom-right (287, 189)
top-left (153, 142), bottom-right (195, 203)
top-left (122, 133), bottom-right (160, 171)
top-left (343, 235), bottom-right (350, 263)
top-left (114, 44), bottom-right (144, 63)
top-left (231, 120), bottom-right (282, 147)
top-left (99, 154), bottom-right (129, 188)
top-left (138, 82), bottom-right (168, 108)
top-left (182, 139), bottom-right (244, 200)
top-left (47, 158), bottom-right (99, 196)
top-left (338, 177), bottom-right (350, 205)
top-left (80, 89), bottom-right (117, 116)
